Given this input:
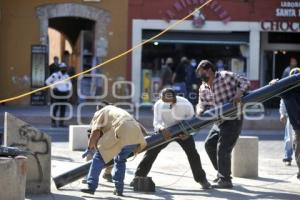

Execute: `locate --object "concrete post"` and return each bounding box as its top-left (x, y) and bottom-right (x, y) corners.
top-left (232, 136), bottom-right (259, 178)
top-left (4, 112), bottom-right (51, 194)
top-left (69, 125), bottom-right (90, 151)
top-left (0, 156), bottom-right (27, 200)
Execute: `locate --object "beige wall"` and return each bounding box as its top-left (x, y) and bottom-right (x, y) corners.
top-left (0, 0), bottom-right (128, 105)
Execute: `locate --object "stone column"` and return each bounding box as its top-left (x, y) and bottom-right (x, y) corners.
top-left (36, 7), bottom-right (49, 45)
top-left (0, 156), bottom-right (27, 200)
top-left (232, 136), bottom-right (259, 178)
top-left (4, 112), bottom-right (51, 194)
top-left (249, 29), bottom-right (260, 81)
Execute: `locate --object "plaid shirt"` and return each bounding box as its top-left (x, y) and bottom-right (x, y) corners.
top-left (196, 71), bottom-right (250, 114)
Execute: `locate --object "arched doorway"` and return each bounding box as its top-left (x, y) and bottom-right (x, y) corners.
top-left (36, 3), bottom-right (111, 103)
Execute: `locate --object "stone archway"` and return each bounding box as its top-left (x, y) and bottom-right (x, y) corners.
top-left (36, 3), bottom-right (111, 57)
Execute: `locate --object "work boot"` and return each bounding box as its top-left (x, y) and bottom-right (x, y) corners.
top-left (102, 173), bottom-right (112, 182)
top-left (82, 178), bottom-right (87, 184)
top-left (113, 190), bottom-right (123, 196)
top-left (130, 177), bottom-right (136, 187)
top-left (283, 158), bottom-right (292, 166)
top-left (213, 177), bottom-right (220, 183)
top-left (212, 179), bottom-right (233, 189)
top-left (199, 179), bottom-right (211, 189)
top-left (80, 188), bottom-right (95, 195)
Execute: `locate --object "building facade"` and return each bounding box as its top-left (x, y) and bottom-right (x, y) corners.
top-left (128, 0), bottom-right (300, 105)
top-left (0, 0), bottom-right (129, 105)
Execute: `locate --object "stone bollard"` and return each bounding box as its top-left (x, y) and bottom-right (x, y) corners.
top-left (0, 156), bottom-right (27, 200)
top-left (232, 136), bottom-right (258, 178)
top-left (69, 125), bottom-right (90, 151)
top-left (4, 112), bottom-right (51, 194)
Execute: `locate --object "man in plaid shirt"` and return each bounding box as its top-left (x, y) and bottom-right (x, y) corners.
top-left (196, 60), bottom-right (250, 188)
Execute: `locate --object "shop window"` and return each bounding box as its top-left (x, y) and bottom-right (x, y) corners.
top-left (268, 32), bottom-right (300, 44)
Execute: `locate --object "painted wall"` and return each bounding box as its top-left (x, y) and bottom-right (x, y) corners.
top-left (0, 0), bottom-right (128, 105)
top-left (128, 0), bottom-right (300, 22)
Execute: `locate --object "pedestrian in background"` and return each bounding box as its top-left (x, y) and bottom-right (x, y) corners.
top-left (279, 99), bottom-right (295, 166)
top-left (280, 57), bottom-right (298, 166)
top-left (48, 56), bottom-right (60, 75)
top-left (172, 56), bottom-right (189, 97)
top-left (45, 62), bottom-right (72, 127)
top-left (186, 58), bottom-right (199, 106)
top-left (159, 57), bottom-right (173, 91)
top-left (282, 57), bottom-right (297, 78)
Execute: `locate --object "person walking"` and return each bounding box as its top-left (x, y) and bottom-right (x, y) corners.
top-left (280, 57), bottom-right (298, 166)
top-left (279, 99), bottom-right (295, 166)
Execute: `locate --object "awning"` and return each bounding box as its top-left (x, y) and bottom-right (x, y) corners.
top-left (142, 30), bottom-right (249, 45)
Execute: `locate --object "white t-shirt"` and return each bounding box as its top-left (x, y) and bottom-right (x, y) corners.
top-left (153, 96), bottom-right (194, 131)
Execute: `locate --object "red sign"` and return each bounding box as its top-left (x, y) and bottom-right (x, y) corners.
top-left (162, 0), bottom-right (231, 24)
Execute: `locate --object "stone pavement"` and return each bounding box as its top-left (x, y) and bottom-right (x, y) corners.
top-left (25, 129), bottom-right (300, 200)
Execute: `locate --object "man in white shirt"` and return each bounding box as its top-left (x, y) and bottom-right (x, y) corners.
top-left (131, 88), bottom-right (211, 189)
top-left (45, 62), bottom-right (72, 127)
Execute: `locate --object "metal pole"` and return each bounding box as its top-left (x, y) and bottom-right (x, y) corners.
top-left (53, 74), bottom-right (300, 189)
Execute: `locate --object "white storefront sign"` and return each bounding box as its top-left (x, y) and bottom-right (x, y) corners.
top-left (276, 1), bottom-right (300, 17)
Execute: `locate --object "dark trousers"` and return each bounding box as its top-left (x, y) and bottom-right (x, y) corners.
top-left (51, 90), bottom-right (69, 125)
top-left (205, 118), bottom-right (243, 181)
top-left (135, 136), bottom-right (207, 183)
top-left (294, 131), bottom-right (300, 176)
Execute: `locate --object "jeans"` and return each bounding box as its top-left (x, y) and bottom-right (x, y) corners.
top-left (205, 118), bottom-right (243, 181)
top-left (87, 145), bottom-right (136, 193)
top-left (134, 136), bottom-right (207, 183)
top-left (284, 119), bottom-right (294, 161)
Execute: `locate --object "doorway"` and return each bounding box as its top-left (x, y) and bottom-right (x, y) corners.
top-left (262, 50), bottom-right (299, 108)
top-left (263, 51), bottom-right (299, 84)
top-left (36, 3), bottom-right (111, 104)
top-left (48, 17), bottom-right (96, 104)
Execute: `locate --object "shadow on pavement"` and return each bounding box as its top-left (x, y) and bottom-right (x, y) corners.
top-left (153, 185), bottom-right (300, 200)
top-left (52, 155), bottom-right (74, 162)
top-left (26, 193), bottom-right (85, 200)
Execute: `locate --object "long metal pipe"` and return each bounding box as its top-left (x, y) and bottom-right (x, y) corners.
top-left (53, 74), bottom-right (300, 189)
